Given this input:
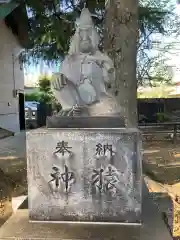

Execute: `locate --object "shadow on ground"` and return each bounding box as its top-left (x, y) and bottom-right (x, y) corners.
top-left (0, 132), bottom-right (27, 227)
top-left (143, 162), bottom-right (180, 184)
top-left (149, 192), bottom-right (173, 236)
top-left (143, 141), bottom-right (180, 184)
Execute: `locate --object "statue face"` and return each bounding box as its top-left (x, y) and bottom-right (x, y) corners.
top-left (79, 27), bottom-right (93, 53)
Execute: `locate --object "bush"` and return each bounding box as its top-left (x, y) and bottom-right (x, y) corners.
top-left (25, 75), bottom-right (62, 111)
top-left (25, 92), bottom-right (40, 102)
top-left (155, 112), bottom-right (171, 122)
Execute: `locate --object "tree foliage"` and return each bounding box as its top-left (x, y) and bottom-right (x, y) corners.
top-left (36, 74), bottom-right (55, 104)
top-left (25, 75), bottom-right (54, 103)
top-left (25, 75), bottom-right (61, 110)
top-left (137, 0), bottom-right (179, 86)
top-left (16, 0), bottom-right (179, 85)
top-left (25, 92), bottom-right (40, 101)
top-left (38, 75), bottom-right (51, 92)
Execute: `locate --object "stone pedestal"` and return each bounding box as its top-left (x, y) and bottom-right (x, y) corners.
top-left (46, 116), bottom-right (125, 128)
top-left (0, 183), bottom-right (172, 240)
top-left (26, 124), bottom-right (142, 224)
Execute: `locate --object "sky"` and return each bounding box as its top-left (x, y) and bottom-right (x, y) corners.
top-left (164, 3), bottom-right (180, 82)
top-left (24, 0), bottom-right (180, 87)
top-left (24, 60), bottom-right (60, 87)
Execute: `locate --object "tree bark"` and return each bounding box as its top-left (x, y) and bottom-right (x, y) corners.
top-left (104, 0), bottom-right (138, 127)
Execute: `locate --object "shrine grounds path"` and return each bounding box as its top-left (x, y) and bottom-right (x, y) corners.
top-left (0, 129), bottom-right (180, 236)
top-left (0, 130), bottom-right (27, 226)
top-left (143, 139), bottom-right (180, 237)
top-left (0, 130), bottom-right (27, 193)
top-left (143, 140), bottom-right (180, 184)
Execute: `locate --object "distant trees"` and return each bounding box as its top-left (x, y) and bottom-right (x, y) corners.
top-left (20, 0), bottom-right (179, 125)
top-left (25, 74), bottom-right (61, 109)
top-left (37, 75), bottom-right (54, 104)
top-left (25, 92), bottom-right (39, 102)
top-left (18, 0), bottom-right (178, 83)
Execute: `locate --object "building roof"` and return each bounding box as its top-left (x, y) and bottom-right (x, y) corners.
top-left (0, 1), bottom-right (29, 48)
top-left (0, 1), bottom-right (18, 19)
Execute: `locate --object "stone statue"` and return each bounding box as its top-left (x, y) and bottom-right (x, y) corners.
top-left (52, 8), bottom-right (121, 117)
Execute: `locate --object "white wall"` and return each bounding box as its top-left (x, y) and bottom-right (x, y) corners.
top-left (0, 20), bottom-right (24, 133)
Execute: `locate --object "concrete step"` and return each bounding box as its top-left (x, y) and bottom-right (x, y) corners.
top-left (12, 195), bottom-right (27, 213)
top-left (0, 128), bottom-right (13, 140)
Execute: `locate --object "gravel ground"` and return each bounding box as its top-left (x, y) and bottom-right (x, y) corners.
top-left (0, 131), bottom-right (27, 227)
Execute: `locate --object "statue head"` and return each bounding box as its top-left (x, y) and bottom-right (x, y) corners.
top-left (68, 8), bottom-right (100, 55)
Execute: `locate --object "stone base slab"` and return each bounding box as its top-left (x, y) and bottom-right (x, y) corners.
top-left (46, 116), bottom-right (125, 128)
top-left (0, 184), bottom-right (172, 240)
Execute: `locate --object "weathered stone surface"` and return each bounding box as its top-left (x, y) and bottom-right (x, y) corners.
top-left (46, 116), bottom-right (125, 128)
top-left (0, 210), bottom-right (140, 240)
top-left (26, 128), bottom-right (142, 224)
top-left (0, 183), bottom-right (172, 240)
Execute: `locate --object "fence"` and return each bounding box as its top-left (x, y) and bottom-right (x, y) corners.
top-left (138, 98), bottom-right (180, 123)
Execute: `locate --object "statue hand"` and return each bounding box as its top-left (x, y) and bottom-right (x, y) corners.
top-left (108, 67), bottom-right (114, 74)
top-left (52, 74), bottom-right (68, 90)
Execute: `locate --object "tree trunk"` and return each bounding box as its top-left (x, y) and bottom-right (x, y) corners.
top-left (104, 0), bottom-right (138, 127)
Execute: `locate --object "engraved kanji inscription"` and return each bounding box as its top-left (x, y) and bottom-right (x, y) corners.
top-left (95, 143), bottom-right (115, 157)
top-left (49, 166), bottom-right (61, 188)
top-left (49, 165), bottom-right (75, 193)
top-left (61, 165), bottom-right (75, 192)
top-left (54, 141), bottom-right (72, 156)
top-left (92, 168), bottom-right (104, 193)
top-left (104, 165), bottom-right (121, 196)
top-left (91, 164), bottom-right (120, 196)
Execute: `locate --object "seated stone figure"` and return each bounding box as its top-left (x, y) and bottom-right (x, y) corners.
top-left (52, 8), bottom-right (121, 117)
